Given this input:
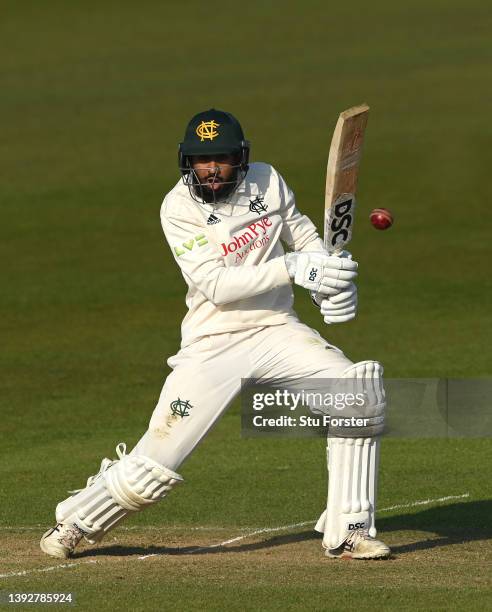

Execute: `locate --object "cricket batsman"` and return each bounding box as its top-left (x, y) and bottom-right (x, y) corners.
top-left (40, 109), bottom-right (391, 560)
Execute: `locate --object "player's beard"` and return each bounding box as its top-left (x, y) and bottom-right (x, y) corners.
top-left (193, 167), bottom-right (239, 204)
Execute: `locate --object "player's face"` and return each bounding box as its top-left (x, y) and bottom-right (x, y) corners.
top-left (190, 154), bottom-right (238, 197)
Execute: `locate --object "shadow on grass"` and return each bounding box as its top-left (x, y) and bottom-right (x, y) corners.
top-left (75, 529), bottom-right (318, 558)
top-left (378, 499), bottom-right (491, 554)
top-left (74, 500), bottom-right (491, 559)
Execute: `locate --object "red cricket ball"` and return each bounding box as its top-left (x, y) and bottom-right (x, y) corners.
top-left (370, 208), bottom-right (393, 230)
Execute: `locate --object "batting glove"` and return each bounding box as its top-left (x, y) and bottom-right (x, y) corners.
top-left (284, 251), bottom-right (357, 294)
top-left (317, 282), bottom-right (358, 324)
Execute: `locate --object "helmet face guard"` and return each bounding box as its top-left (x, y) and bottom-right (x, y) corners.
top-left (178, 109), bottom-right (250, 204)
top-left (178, 142), bottom-right (250, 204)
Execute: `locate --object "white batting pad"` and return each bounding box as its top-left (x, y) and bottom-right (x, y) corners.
top-left (56, 444), bottom-right (183, 543)
top-left (316, 436), bottom-right (380, 549)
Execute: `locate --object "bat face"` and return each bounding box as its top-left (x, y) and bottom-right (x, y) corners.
top-left (324, 105), bottom-right (369, 254)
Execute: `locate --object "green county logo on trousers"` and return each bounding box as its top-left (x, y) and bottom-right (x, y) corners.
top-left (173, 234), bottom-right (208, 257)
top-left (170, 398), bottom-right (193, 417)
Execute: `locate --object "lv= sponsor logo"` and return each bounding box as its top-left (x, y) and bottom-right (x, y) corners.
top-left (173, 234), bottom-right (208, 257)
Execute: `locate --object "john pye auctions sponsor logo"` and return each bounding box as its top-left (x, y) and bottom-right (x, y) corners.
top-left (219, 215), bottom-right (272, 257)
top-left (234, 235), bottom-right (270, 263)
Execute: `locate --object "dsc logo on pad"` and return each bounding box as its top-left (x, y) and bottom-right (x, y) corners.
top-left (348, 522), bottom-right (366, 530)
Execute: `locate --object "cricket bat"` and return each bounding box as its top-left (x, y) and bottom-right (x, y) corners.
top-left (324, 104), bottom-right (370, 254)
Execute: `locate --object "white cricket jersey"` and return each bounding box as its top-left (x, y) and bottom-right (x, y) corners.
top-left (161, 162), bottom-right (324, 347)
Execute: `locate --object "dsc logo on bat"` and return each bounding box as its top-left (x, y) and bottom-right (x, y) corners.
top-left (329, 196), bottom-right (354, 249)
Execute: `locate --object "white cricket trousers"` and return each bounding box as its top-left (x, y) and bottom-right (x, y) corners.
top-left (130, 319), bottom-right (352, 471)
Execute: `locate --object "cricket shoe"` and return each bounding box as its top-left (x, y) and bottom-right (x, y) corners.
top-left (325, 529), bottom-right (391, 560)
top-left (40, 523), bottom-right (85, 559)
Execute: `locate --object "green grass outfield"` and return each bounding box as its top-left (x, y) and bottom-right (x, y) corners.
top-left (1, 1), bottom-right (491, 609)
